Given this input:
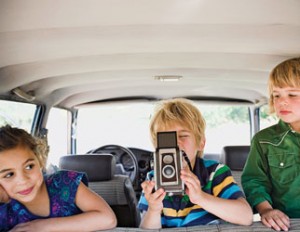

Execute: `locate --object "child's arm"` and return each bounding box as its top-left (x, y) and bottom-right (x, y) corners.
top-left (139, 180), bottom-right (166, 229)
top-left (10, 182), bottom-right (117, 232)
top-left (181, 169), bottom-right (253, 226)
top-left (256, 201), bottom-right (290, 232)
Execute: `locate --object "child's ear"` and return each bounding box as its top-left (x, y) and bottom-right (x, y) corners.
top-left (198, 138), bottom-right (206, 151)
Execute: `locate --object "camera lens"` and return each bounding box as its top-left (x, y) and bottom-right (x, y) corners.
top-left (162, 165), bottom-right (175, 178)
top-left (163, 154), bottom-right (174, 164)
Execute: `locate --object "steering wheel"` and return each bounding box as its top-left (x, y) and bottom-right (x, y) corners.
top-left (89, 144), bottom-right (138, 185)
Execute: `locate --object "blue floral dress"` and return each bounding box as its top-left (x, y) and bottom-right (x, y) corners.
top-left (0, 170), bottom-right (87, 232)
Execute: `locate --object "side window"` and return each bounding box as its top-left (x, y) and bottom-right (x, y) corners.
top-left (47, 107), bottom-right (69, 167)
top-left (0, 99), bottom-right (36, 132)
top-left (259, 104), bottom-right (278, 130)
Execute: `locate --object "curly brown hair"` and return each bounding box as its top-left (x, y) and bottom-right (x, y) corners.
top-left (0, 125), bottom-right (48, 170)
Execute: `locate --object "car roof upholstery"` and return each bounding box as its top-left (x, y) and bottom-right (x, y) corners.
top-left (0, 0), bottom-right (300, 109)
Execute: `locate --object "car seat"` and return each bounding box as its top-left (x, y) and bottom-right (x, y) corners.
top-left (59, 154), bottom-right (141, 227)
top-left (220, 145), bottom-right (250, 189)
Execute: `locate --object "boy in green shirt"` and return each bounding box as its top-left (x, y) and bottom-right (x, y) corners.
top-left (242, 57), bottom-right (300, 231)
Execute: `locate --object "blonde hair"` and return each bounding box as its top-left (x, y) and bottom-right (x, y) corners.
top-left (150, 98), bottom-right (206, 157)
top-left (268, 57), bottom-right (300, 113)
top-left (0, 125), bottom-right (48, 170)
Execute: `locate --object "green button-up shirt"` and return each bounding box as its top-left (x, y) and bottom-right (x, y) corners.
top-left (241, 120), bottom-right (300, 218)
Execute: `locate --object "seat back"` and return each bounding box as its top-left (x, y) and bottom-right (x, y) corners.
top-left (203, 153), bottom-right (220, 162)
top-left (220, 146), bottom-right (250, 189)
top-left (220, 146), bottom-right (250, 171)
top-left (59, 154), bottom-right (140, 227)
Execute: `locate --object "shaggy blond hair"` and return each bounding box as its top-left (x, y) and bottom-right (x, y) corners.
top-left (150, 98), bottom-right (206, 157)
top-left (268, 57), bottom-right (300, 113)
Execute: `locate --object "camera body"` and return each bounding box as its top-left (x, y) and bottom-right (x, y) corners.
top-left (153, 131), bottom-right (184, 195)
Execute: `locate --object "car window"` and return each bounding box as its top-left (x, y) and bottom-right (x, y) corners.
top-left (75, 101), bottom-right (251, 156)
top-left (0, 100), bottom-right (252, 167)
top-left (47, 107), bottom-right (69, 166)
top-left (76, 102), bottom-right (155, 153)
top-left (0, 99), bottom-right (36, 132)
top-left (259, 104), bottom-right (278, 130)
top-left (199, 104), bottom-right (251, 154)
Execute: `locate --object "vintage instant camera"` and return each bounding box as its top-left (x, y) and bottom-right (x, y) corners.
top-left (153, 131), bottom-right (185, 195)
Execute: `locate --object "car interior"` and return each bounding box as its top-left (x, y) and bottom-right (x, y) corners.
top-left (59, 154), bottom-right (141, 227)
top-left (0, 0), bottom-right (300, 231)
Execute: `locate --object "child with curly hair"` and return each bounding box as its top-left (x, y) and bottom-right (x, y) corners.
top-left (0, 125), bottom-right (117, 231)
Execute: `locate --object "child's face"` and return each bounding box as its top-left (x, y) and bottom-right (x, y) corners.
top-left (272, 86), bottom-right (300, 131)
top-left (157, 123), bottom-right (204, 169)
top-left (0, 146), bottom-right (44, 204)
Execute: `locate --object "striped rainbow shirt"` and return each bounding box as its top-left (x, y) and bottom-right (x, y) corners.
top-left (138, 157), bottom-right (244, 227)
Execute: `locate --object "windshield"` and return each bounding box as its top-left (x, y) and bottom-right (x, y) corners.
top-left (75, 101), bottom-right (251, 154)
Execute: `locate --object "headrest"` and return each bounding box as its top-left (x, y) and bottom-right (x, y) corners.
top-left (59, 154), bottom-right (115, 181)
top-left (220, 146), bottom-right (250, 171)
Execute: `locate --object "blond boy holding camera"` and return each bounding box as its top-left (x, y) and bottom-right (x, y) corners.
top-left (138, 98), bottom-right (252, 229)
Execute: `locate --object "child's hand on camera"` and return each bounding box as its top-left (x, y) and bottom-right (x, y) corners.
top-left (181, 168), bottom-right (203, 205)
top-left (0, 184), bottom-right (10, 203)
top-left (141, 180), bottom-right (166, 213)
